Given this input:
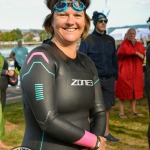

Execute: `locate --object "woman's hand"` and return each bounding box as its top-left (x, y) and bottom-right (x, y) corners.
top-left (98, 136), bottom-right (106, 150)
top-left (81, 136), bottom-right (106, 150)
top-left (136, 51), bottom-right (144, 59)
top-left (7, 70), bottom-right (15, 76)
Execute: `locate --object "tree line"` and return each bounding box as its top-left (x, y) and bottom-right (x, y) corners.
top-left (0, 28), bottom-right (49, 42)
top-left (0, 29), bottom-right (22, 41)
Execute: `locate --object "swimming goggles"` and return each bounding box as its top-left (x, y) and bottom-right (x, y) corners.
top-left (53, 0), bottom-right (86, 12)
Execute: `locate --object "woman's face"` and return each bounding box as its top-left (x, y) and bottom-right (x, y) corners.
top-left (52, 1), bottom-right (86, 44)
top-left (127, 29), bottom-right (136, 42)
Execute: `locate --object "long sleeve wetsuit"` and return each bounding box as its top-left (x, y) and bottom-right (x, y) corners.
top-left (20, 41), bottom-right (106, 150)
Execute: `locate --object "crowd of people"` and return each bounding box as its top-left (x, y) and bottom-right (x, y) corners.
top-left (0, 0), bottom-right (150, 149)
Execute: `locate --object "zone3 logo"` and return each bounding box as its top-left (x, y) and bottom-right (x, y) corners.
top-left (71, 79), bottom-right (93, 86)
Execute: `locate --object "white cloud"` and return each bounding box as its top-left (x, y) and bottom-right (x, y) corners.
top-left (0, 0), bottom-right (149, 29)
top-left (137, 0), bottom-right (150, 8)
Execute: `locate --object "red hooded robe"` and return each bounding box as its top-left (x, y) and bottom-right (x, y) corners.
top-left (115, 39), bottom-right (145, 100)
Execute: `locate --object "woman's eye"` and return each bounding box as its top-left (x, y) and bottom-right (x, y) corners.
top-left (75, 14), bottom-right (82, 17)
top-left (58, 13), bottom-right (67, 17)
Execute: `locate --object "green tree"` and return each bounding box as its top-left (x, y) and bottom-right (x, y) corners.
top-left (10, 28), bottom-right (22, 41)
top-left (39, 30), bottom-right (50, 41)
top-left (0, 32), bottom-right (2, 41)
top-left (0, 28), bottom-right (22, 41)
top-left (24, 35), bottom-right (33, 42)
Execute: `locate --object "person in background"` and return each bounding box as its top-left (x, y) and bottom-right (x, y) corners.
top-left (146, 38), bottom-right (150, 148)
top-left (145, 16), bottom-right (150, 148)
top-left (115, 28), bottom-right (145, 118)
top-left (10, 39), bottom-right (28, 89)
top-left (147, 17), bottom-right (150, 46)
top-left (20, 0), bottom-right (106, 150)
top-left (78, 11), bottom-right (119, 142)
top-left (0, 53), bottom-right (14, 149)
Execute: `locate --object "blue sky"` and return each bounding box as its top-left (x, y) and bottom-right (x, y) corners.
top-left (0, 0), bottom-right (150, 30)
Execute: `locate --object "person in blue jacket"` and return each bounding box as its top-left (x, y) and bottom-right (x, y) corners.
top-left (10, 40), bottom-right (28, 71)
top-left (78, 11), bottom-right (119, 142)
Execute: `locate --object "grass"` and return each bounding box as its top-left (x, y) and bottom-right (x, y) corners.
top-left (2, 101), bottom-right (25, 149)
top-left (107, 98), bottom-right (149, 150)
top-left (1, 98), bottom-right (149, 150)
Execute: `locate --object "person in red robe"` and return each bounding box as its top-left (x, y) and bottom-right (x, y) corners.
top-left (115, 28), bottom-right (145, 118)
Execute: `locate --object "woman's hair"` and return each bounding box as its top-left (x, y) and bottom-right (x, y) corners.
top-left (43, 13), bottom-right (54, 38)
top-left (43, 0), bottom-right (90, 40)
top-left (44, 0), bottom-right (90, 10)
top-left (126, 28), bottom-right (136, 36)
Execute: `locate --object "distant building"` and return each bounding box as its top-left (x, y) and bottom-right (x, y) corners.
top-left (33, 36), bottom-right (40, 42)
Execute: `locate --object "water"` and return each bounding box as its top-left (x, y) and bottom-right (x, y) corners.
top-left (0, 45), bottom-right (38, 58)
top-left (0, 45), bottom-right (39, 86)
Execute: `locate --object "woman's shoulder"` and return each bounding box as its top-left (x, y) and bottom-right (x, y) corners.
top-left (29, 44), bottom-right (55, 56)
top-left (78, 51), bottom-right (95, 65)
top-left (31, 43), bottom-right (52, 52)
top-left (26, 43), bottom-right (58, 64)
top-left (78, 51), bottom-right (89, 59)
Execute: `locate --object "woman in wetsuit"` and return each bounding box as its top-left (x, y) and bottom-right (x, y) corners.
top-left (20, 0), bottom-right (106, 150)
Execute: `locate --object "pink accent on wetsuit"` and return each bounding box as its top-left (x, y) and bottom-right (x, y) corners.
top-left (73, 131), bottom-right (96, 148)
top-left (27, 52), bottom-right (49, 64)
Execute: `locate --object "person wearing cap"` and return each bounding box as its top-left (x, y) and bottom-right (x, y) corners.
top-left (10, 39), bottom-right (28, 89)
top-left (10, 40), bottom-right (28, 71)
top-left (20, 0), bottom-right (106, 150)
top-left (78, 11), bottom-right (119, 142)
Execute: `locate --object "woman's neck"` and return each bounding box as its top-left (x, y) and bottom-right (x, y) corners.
top-left (51, 37), bottom-right (77, 59)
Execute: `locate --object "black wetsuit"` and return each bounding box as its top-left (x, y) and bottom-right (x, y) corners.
top-left (20, 42), bottom-right (106, 150)
top-left (145, 44), bottom-right (150, 146)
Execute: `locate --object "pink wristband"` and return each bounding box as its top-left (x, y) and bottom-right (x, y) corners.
top-left (73, 131), bottom-right (96, 148)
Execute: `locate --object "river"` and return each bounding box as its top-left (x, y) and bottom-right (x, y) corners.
top-left (0, 45), bottom-right (40, 86)
top-left (0, 45), bottom-right (39, 58)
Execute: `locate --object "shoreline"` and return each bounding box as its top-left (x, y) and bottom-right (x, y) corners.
top-left (0, 44), bottom-right (41, 50)
top-left (0, 41), bottom-right (41, 49)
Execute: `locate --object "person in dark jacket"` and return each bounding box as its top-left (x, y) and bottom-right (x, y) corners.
top-left (78, 11), bottom-right (119, 142)
top-left (145, 38), bottom-right (150, 148)
top-left (145, 16), bottom-right (150, 149)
